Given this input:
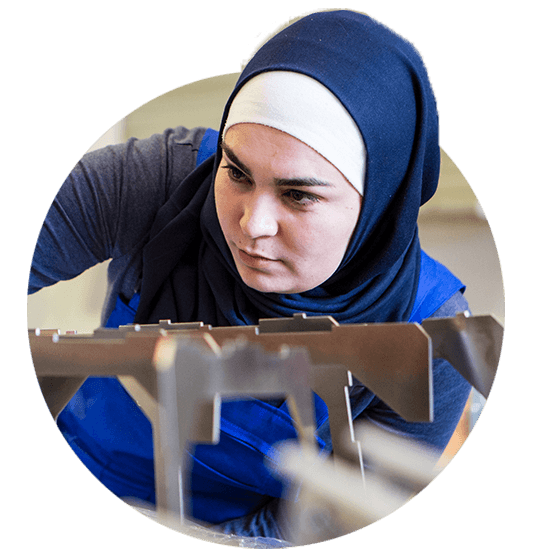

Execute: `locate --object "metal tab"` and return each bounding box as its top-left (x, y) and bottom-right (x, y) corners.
top-left (258, 312), bottom-right (339, 333)
top-left (422, 313), bottom-right (504, 398)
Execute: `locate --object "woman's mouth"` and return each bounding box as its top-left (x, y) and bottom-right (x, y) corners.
top-left (237, 248), bottom-right (278, 268)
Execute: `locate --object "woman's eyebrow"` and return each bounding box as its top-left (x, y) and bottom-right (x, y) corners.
top-left (220, 141), bottom-right (334, 188)
top-left (220, 142), bottom-right (252, 176)
top-left (273, 176), bottom-right (334, 188)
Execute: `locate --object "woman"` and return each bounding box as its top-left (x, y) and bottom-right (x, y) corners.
top-left (29, 10), bottom-right (471, 540)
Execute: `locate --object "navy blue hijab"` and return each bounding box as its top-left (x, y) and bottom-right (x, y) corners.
top-left (135, 10), bottom-right (440, 327)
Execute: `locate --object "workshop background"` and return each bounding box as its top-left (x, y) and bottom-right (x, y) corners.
top-left (26, 73), bottom-right (505, 463)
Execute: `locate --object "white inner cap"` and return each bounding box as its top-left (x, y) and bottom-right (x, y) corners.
top-left (223, 71), bottom-right (366, 195)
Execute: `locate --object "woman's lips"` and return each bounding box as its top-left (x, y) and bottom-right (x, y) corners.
top-left (237, 248), bottom-right (278, 268)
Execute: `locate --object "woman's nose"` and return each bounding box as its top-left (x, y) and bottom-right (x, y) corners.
top-left (240, 195), bottom-right (279, 239)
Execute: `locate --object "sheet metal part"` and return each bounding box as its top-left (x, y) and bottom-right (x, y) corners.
top-left (30, 328), bottom-right (160, 419)
top-left (275, 422), bottom-right (444, 545)
top-left (28, 312), bottom-right (503, 531)
top-left (422, 313), bottom-right (503, 399)
top-left (154, 337), bottom-right (317, 521)
top-left (128, 316), bottom-right (434, 423)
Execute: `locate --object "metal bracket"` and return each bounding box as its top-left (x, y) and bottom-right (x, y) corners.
top-left (422, 313), bottom-right (503, 398)
top-left (154, 337), bottom-right (317, 521)
top-left (28, 311), bottom-right (503, 529)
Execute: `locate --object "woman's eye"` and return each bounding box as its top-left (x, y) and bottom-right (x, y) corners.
top-left (222, 164), bottom-right (249, 184)
top-left (284, 189), bottom-right (320, 206)
top-left (221, 163), bottom-right (319, 207)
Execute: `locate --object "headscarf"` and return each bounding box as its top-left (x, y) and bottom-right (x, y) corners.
top-left (135, 9), bottom-right (440, 327)
top-left (222, 70), bottom-right (367, 195)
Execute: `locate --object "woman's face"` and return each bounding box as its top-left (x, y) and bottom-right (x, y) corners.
top-left (214, 123), bottom-right (362, 294)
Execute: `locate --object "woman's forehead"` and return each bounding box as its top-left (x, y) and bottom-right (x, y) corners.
top-left (222, 124), bottom-right (360, 195)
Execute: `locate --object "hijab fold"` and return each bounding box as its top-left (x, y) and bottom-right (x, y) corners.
top-left (135, 10), bottom-right (440, 327)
